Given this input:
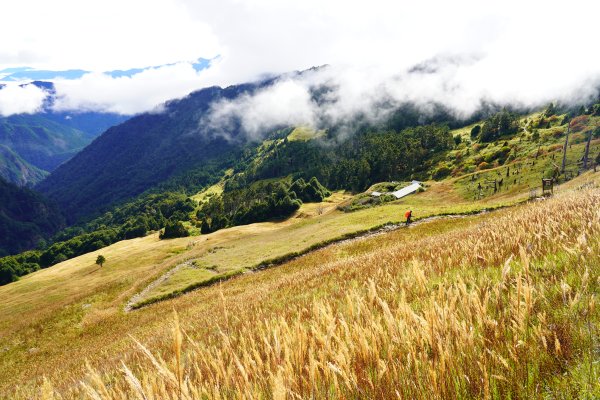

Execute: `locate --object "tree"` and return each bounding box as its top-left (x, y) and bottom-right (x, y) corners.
top-left (96, 255), bottom-right (106, 268)
top-left (470, 125), bottom-right (481, 139)
top-left (160, 220), bottom-right (190, 239)
top-left (544, 102), bottom-right (556, 117)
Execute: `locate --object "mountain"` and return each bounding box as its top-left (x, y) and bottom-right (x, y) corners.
top-left (0, 82), bottom-right (128, 185)
top-left (37, 81), bottom-right (271, 222)
top-left (0, 176), bottom-right (64, 256)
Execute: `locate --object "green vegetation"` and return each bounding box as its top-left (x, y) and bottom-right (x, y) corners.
top-left (159, 221), bottom-right (190, 239)
top-left (290, 176), bottom-right (330, 202)
top-left (36, 84), bottom-right (261, 221)
top-left (228, 123), bottom-right (453, 193)
top-left (0, 177), bottom-right (64, 258)
top-left (478, 109), bottom-right (520, 142)
top-left (198, 179), bottom-right (302, 233)
top-left (0, 113), bottom-right (121, 185)
top-left (0, 145), bottom-right (48, 186)
top-left (287, 126), bottom-right (326, 141)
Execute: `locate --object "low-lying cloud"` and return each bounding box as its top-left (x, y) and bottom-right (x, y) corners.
top-left (204, 59), bottom-right (600, 141)
top-left (0, 83), bottom-right (48, 116)
top-left (192, 0), bottom-right (600, 140)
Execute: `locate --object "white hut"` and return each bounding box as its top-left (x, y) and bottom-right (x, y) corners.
top-left (390, 180), bottom-right (422, 199)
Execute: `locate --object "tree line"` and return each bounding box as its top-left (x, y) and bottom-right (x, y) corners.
top-left (0, 192), bottom-right (195, 285)
top-left (197, 177), bottom-right (330, 234)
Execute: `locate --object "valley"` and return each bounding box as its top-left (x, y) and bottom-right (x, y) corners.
top-left (4, 4), bottom-right (600, 398)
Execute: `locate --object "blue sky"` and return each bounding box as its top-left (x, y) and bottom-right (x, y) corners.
top-left (0, 59), bottom-right (211, 81)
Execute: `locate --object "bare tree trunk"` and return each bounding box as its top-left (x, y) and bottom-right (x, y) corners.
top-left (582, 129), bottom-right (592, 170)
top-left (561, 122), bottom-right (570, 174)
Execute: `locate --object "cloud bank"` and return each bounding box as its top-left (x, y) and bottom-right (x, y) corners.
top-left (0, 84), bottom-right (48, 116)
top-left (1, 0), bottom-right (600, 122)
top-left (192, 0), bottom-right (600, 138)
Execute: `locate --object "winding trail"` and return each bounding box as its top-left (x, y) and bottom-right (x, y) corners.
top-left (124, 260), bottom-right (194, 312)
top-left (125, 206), bottom-right (516, 312)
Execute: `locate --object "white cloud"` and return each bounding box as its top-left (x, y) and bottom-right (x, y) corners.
top-left (205, 79), bottom-right (317, 140)
top-left (0, 0), bottom-right (220, 71)
top-left (52, 63), bottom-right (210, 115)
top-left (187, 0), bottom-right (600, 137)
top-left (2, 0), bottom-right (600, 120)
top-left (0, 84), bottom-right (48, 116)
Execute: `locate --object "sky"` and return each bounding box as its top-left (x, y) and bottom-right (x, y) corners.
top-left (1, 0), bottom-right (600, 122)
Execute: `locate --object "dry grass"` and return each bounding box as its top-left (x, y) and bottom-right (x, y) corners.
top-left (133, 185), bottom-right (512, 306)
top-left (20, 181), bottom-right (600, 399)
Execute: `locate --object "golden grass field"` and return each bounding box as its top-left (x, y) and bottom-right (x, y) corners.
top-left (0, 138), bottom-right (598, 398)
top-left (5, 170), bottom-right (597, 399)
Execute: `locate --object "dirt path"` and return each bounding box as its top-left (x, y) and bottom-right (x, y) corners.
top-left (124, 260), bottom-right (193, 312)
top-left (125, 208), bottom-right (504, 312)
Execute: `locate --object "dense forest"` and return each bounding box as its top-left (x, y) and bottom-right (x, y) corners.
top-left (35, 82), bottom-right (273, 222)
top-left (198, 177), bottom-right (330, 233)
top-left (0, 177), bottom-right (64, 258)
top-left (228, 123), bottom-right (454, 192)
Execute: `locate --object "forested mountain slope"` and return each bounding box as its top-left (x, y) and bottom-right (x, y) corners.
top-left (0, 176), bottom-right (64, 257)
top-left (36, 82), bottom-right (269, 221)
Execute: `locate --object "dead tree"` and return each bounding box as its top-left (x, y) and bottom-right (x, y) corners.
top-left (561, 122), bottom-right (570, 174)
top-left (582, 129), bottom-right (593, 170)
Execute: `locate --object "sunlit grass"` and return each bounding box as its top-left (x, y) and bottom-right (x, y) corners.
top-left (24, 181), bottom-right (600, 399)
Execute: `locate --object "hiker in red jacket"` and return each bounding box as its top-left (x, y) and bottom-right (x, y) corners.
top-left (405, 210), bottom-right (412, 226)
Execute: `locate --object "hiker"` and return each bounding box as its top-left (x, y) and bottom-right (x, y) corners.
top-left (404, 210), bottom-right (412, 226)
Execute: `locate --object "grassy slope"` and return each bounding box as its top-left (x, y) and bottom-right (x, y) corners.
top-left (287, 126), bottom-right (326, 141)
top-left (139, 129), bottom-right (599, 305)
top-left (1, 168), bottom-right (598, 396)
top-left (135, 181), bottom-right (525, 306)
top-left (6, 170), bottom-right (600, 399)
top-left (1, 112), bottom-right (599, 396)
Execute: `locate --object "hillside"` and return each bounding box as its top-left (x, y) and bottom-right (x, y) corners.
top-left (0, 102), bottom-right (592, 281)
top-left (1, 170), bottom-right (598, 398)
top-left (36, 81), bottom-right (272, 221)
top-left (34, 70), bottom-right (482, 223)
top-left (1, 88), bottom-right (598, 395)
top-left (0, 177), bottom-right (64, 257)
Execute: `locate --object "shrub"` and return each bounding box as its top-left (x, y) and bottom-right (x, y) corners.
top-left (291, 177), bottom-right (330, 203)
top-left (432, 165), bottom-right (452, 180)
top-left (569, 115), bottom-right (589, 132)
top-left (477, 161), bottom-right (491, 170)
top-left (160, 221), bottom-right (190, 239)
top-left (544, 102), bottom-right (556, 117)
